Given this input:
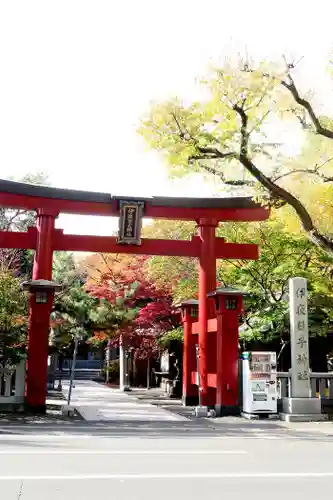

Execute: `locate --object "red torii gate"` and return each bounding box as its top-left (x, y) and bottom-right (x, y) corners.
top-left (0, 179), bottom-right (269, 413)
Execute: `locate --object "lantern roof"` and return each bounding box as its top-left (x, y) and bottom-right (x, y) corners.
top-left (208, 286), bottom-right (250, 297)
top-left (176, 299), bottom-right (199, 308)
top-left (21, 279), bottom-right (61, 291)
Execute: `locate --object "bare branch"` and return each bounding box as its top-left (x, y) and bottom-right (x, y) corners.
top-left (233, 103), bottom-right (250, 155)
top-left (231, 102), bottom-right (333, 255)
top-left (189, 150), bottom-right (236, 162)
top-left (273, 157), bottom-right (333, 183)
top-left (316, 157), bottom-right (333, 171)
top-left (281, 71), bottom-right (333, 140)
top-left (247, 110), bottom-right (270, 136)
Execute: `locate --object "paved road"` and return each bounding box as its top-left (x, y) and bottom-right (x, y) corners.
top-left (0, 422), bottom-right (333, 499)
top-left (1, 381), bottom-right (333, 498)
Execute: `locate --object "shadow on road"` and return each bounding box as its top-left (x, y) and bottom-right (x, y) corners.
top-left (0, 419), bottom-right (332, 443)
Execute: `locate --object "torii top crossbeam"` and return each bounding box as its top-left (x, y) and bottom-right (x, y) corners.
top-left (0, 179), bottom-right (268, 221)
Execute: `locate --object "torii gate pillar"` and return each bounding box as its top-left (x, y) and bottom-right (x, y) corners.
top-left (25, 211), bottom-right (58, 413)
top-left (197, 219), bottom-right (217, 408)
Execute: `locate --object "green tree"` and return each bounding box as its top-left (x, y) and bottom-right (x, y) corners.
top-left (1, 172), bottom-right (49, 275)
top-left (0, 272), bottom-right (27, 366)
top-left (51, 252), bottom-right (98, 352)
top-left (144, 216), bottom-right (333, 345)
top-left (139, 56), bottom-right (333, 256)
top-left (217, 217), bottom-right (333, 344)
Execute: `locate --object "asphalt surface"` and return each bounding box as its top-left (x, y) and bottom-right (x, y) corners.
top-left (0, 382), bottom-right (333, 498)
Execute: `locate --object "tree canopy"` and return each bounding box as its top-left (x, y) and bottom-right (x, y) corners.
top-left (85, 254), bottom-right (180, 359)
top-left (1, 172), bottom-right (49, 274)
top-left (139, 56), bottom-right (333, 256)
top-left (0, 272), bottom-right (27, 366)
top-left (145, 215), bottom-right (333, 346)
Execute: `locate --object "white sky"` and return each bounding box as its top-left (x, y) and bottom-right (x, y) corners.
top-left (1, 1), bottom-right (333, 235)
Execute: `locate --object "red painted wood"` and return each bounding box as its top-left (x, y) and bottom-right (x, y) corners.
top-left (207, 373), bottom-right (217, 388)
top-left (0, 191), bottom-right (269, 221)
top-left (26, 213), bottom-right (56, 411)
top-left (182, 311), bottom-right (198, 402)
top-left (32, 214), bottom-right (55, 280)
top-left (192, 318), bottom-right (217, 334)
top-left (0, 227), bottom-right (37, 248)
top-left (197, 220), bottom-right (217, 407)
top-left (0, 230), bottom-right (259, 259)
top-left (26, 295), bottom-right (54, 410)
top-left (216, 314), bottom-right (223, 408)
top-left (191, 371), bottom-right (217, 388)
top-left (220, 311), bottom-right (239, 408)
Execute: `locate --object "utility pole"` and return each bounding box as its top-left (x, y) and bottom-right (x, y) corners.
top-left (67, 335), bottom-right (79, 406)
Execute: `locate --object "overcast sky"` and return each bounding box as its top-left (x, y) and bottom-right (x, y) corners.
top-left (1, 1), bottom-right (332, 235)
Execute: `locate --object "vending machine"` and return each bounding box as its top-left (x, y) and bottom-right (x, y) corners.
top-left (241, 351), bottom-right (278, 416)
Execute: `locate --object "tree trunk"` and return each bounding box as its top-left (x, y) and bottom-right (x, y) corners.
top-left (147, 357), bottom-right (150, 390)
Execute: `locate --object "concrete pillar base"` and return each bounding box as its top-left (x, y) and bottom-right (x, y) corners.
top-left (279, 412), bottom-right (328, 422)
top-left (61, 405), bottom-right (76, 417)
top-left (120, 386), bottom-right (131, 392)
top-left (280, 397), bottom-right (327, 422)
top-left (241, 411), bottom-right (278, 420)
top-left (194, 405), bottom-right (209, 417)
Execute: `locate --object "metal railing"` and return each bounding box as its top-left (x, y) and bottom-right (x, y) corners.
top-left (277, 372), bottom-right (333, 400)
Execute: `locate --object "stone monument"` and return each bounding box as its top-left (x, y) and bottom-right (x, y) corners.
top-left (281, 277), bottom-right (326, 421)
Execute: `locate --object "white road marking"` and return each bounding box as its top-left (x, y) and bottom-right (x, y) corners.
top-left (0, 433), bottom-right (300, 441)
top-left (0, 449), bottom-right (247, 455)
top-left (253, 433), bottom-right (279, 440)
top-left (0, 472), bottom-right (332, 481)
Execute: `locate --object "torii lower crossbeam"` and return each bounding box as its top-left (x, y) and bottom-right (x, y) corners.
top-left (0, 228), bottom-right (259, 259)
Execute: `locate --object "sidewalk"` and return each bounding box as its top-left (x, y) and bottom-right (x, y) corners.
top-left (61, 381), bottom-right (333, 438)
top-left (62, 380), bottom-right (188, 422)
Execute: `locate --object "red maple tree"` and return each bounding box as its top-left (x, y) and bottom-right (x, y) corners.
top-left (87, 255), bottom-right (179, 359)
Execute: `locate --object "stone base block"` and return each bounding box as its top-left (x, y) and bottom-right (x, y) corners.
top-left (194, 405), bottom-right (208, 418)
top-left (282, 397), bottom-right (321, 414)
top-left (241, 412), bottom-right (260, 420)
top-left (280, 412), bottom-right (328, 422)
top-left (280, 397), bottom-right (327, 422)
top-left (61, 405), bottom-right (76, 417)
top-left (241, 411), bottom-right (278, 421)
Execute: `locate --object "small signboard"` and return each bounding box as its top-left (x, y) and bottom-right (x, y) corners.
top-left (250, 372), bottom-right (268, 380)
top-left (253, 393), bottom-right (267, 402)
top-left (251, 381), bottom-right (266, 393)
top-left (117, 200), bottom-right (144, 245)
